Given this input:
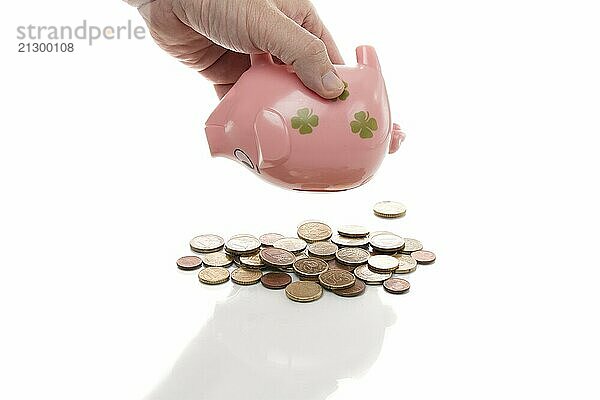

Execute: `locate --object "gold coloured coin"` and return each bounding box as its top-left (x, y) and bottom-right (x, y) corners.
top-left (231, 267), bottom-right (262, 285)
top-left (201, 252), bottom-right (233, 268)
top-left (337, 225), bottom-right (370, 238)
top-left (412, 250), bottom-right (436, 265)
top-left (354, 264), bottom-right (392, 285)
top-left (239, 253), bottom-right (265, 269)
top-left (401, 238), bottom-right (423, 253)
top-left (393, 253), bottom-right (418, 274)
top-left (370, 233), bottom-right (405, 253)
top-left (198, 267), bottom-right (230, 285)
top-left (373, 201), bottom-right (407, 218)
top-left (273, 237), bottom-right (307, 253)
top-left (190, 234), bottom-right (225, 253)
top-left (307, 241), bottom-right (338, 260)
top-left (331, 234), bottom-right (370, 248)
top-left (297, 221), bottom-right (333, 243)
top-left (225, 234), bottom-right (261, 255)
top-left (318, 269), bottom-right (356, 290)
top-left (293, 257), bottom-right (328, 280)
top-left (335, 247), bottom-right (370, 266)
top-left (285, 281), bottom-right (323, 302)
top-left (259, 233), bottom-right (284, 247)
top-left (368, 255), bottom-right (399, 273)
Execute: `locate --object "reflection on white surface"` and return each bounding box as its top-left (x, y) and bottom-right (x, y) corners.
top-left (145, 282), bottom-right (395, 400)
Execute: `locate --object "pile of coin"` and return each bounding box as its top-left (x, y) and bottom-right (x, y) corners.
top-left (178, 213), bottom-right (436, 303)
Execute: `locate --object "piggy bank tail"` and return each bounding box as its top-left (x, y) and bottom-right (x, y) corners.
top-left (388, 123), bottom-right (405, 154)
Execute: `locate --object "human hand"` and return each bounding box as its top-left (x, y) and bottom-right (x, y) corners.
top-left (131, 0), bottom-right (345, 99)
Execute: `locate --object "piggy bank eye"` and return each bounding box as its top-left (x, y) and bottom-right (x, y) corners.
top-left (234, 148), bottom-right (254, 170)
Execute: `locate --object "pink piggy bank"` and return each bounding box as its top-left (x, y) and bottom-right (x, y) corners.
top-left (205, 45), bottom-right (404, 191)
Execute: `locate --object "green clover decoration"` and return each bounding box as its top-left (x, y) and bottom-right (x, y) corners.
top-left (291, 108), bottom-right (319, 134)
top-left (350, 111), bottom-right (378, 139)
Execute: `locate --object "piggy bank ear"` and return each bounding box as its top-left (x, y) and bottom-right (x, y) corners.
top-left (356, 45), bottom-right (381, 71)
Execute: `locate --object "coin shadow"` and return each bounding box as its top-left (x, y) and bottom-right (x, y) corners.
top-left (144, 283), bottom-right (396, 400)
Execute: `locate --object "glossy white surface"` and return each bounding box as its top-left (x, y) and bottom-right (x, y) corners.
top-left (1, 1), bottom-right (599, 399)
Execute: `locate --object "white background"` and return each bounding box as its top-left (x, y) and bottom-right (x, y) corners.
top-left (1, 1), bottom-right (599, 399)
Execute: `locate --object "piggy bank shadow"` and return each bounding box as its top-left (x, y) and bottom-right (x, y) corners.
top-left (144, 283), bottom-right (396, 400)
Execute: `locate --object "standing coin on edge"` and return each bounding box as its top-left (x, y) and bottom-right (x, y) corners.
top-left (412, 250), bottom-right (436, 264)
top-left (401, 238), bottom-right (423, 253)
top-left (231, 267), bottom-right (263, 285)
top-left (368, 254), bottom-right (400, 273)
top-left (201, 252), bottom-right (233, 268)
top-left (261, 272), bottom-right (292, 289)
top-left (176, 256), bottom-right (203, 271)
top-left (336, 247), bottom-right (370, 266)
top-left (373, 201), bottom-right (407, 218)
top-left (297, 221), bottom-right (333, 243)
top-left (383, 278), bottom-right (411, 294)
top-left (370, 233), bottom-right (405, 253)
top-left (225, 234), bottom-right (261, 255)
top-left (198, 267), bottom-right (230, 285)
top-left (259, 233), bottom-right (285, 247)
top-left (307, 241), bottom-right (338, 260)
top-left (393, 253), bottom-right (418, 274)
top-left (259, 247), bottom-right (296, 268)
top-left (293, 257), bottom-right (329, 280)
top-left (285, 281), bottom-right (323, 303)
top-left (190, 234), bottom-right (225, 253)
top-left (354, 265), bottom-right (392, 285)
top-left (273, 237), bottom-right (308, 254)
top-left (318, 269), bottom-right (356, 290)
top-left (333, 279), bottom-right (366, 297)
top-left (337, 225), bottom-right (370, 238)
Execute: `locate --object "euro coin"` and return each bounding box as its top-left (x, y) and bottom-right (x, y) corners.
top-left (337, 225), bottom-right (369, 238)
top-left (383, 278), bottom-right (411, 294)
top-left (259, 233), bottom-right (284, 247)
top-left (331, 234), bottom-right (369, 248)
top-left (285, 281), bottom-right (323, 302)
top-left (367, 254), bottom-right (399, 273)
top-left (401, 238), bottom-right (423, 253)
top-left (373, 201), bottom-right (406, 218)
top-left (273, 237), bottom-right (307, 254)
top-left (370, 233), bottom-right (405, 253)
top-left (293, 257), bottom-right (328, 280)
top-left (225, 234), bottom-right (261, 255)
top-left (239, 253), bottom-right (265, 269)
top-left (297, 221), bottom-right (333, 243)
top-left (335, 247), bottom-right (370, 266)
top-left (231, 267), bottom-right (262, 285)
top-left (176, 256), bottom-right (202, 271)
top-left (198, 267), bottom-right (230, 285)
top-left (190, 234), bottom-right (224, 253)
top-left (332, 280), bottom-right (366, 297)
top-left (201, 252), bottom-right (233, 268)
top-left (259, 247), bottom-right (296, 267)
top-left (354, 264), bottom-right (392, 285)
top-left (261, 272), bottom-right (292, 289)
top-left (393, 253), bottom-right (418, 274)
top-left (307, 241), bottom-right (338, 260)
top-left (318, 269), bottom-right (355, 290)
top-left (412, 250), bottom-right (436, 265)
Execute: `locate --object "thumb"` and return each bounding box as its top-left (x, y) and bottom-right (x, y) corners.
top-left (258, 8), bottom-right (345, 99)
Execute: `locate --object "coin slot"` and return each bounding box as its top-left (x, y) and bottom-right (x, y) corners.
top-left (233, 148), bottom-right (254, 170)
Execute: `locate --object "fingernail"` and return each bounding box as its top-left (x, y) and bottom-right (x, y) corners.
top-left (321, 70), bottom-right (344, 92)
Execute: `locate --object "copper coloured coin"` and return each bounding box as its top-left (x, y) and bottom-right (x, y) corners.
top-left (412, 250), bottom-right (436, 264)
top-left (259, 233), bottom-right (284, 247)
top-left (259, 247), bottom-right (296, 267)
top-left (261, 272), bottom-right (292, 289)
top-left (176, 256), bottom-right (203, 271)
top-left (333, 279), bottom-right (366, 297)
top-left (383, 278), bottom-right (411, 294)
top-left (318, 269), bottom-right (355, 290)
